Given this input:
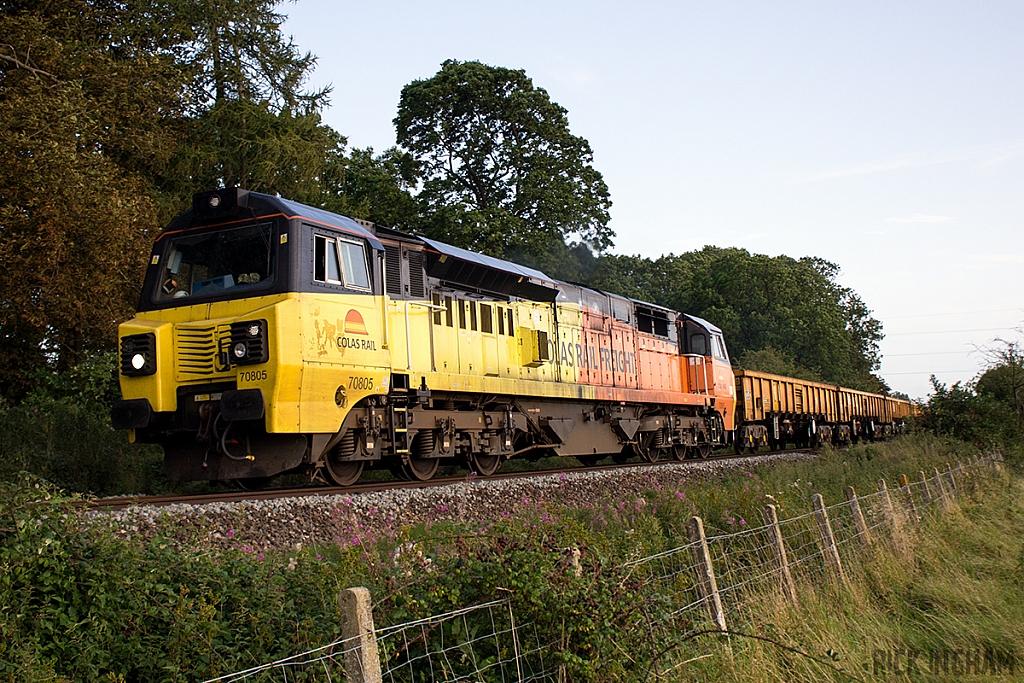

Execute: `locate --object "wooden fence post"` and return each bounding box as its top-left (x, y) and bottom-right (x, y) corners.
top-left (762, 504), bottom-right (798, 606)
top-left (812, 494), bottom-right (846, 585)
top-left (687, 516), bottom-right (727, 632)
top-left (945, 462), bottom-right (958, 497)
top-left (931, 467), bottom-right (951, 511)
top-left (877, 479), bottom-right (908, 554)
top-left (845, 486), bottom-right (872, 549)
top-left (899, 473), bottom-right (919, 522)
top-left (339, 587), bottom-right (383, 683)
top-left (918, 471), bottom-right (933, 507)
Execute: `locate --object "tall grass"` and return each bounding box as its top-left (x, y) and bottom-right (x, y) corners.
top-left (662, 467), bottom-right (1024, 682)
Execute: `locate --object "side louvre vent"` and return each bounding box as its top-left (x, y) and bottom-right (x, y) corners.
top-left (407, 249), bottom-right (425, 298)
top-left (384, 244), bottom-right (402, 296)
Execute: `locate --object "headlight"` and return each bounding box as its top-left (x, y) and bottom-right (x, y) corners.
top-left (228, 319), bottom-right (268, 365)
top-left (120, 333), bottom-right (156, 376)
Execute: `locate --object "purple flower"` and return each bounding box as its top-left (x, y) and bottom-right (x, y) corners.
top-left (739, 519), bottom-right (747, 526)
top-left (559, 473), bottom-right (567, 482)
top-left (675, 491), bottom-right (684, 499)
top-left (226, 529), bottom-right (235, 538)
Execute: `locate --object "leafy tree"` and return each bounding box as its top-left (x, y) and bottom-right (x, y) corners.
top-left (315, 147), bottom-right (421, 230)
top-left (0, 0), bottom-right (178, 392)
top-left (589, 247), bottom-right (885, 390)
top-left (0, 0), bottom-right (392, 398)
top-left (735, 348), bottom-right (824, 382)
top-left (395, 60), bottom-right (613, 260)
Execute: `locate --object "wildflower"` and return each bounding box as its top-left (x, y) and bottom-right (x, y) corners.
top-left (287, 557), bottom-right (298, 571)
top-left (257, 553), bottom-right (265, 561)
top-left (316, 554), bottom-right (324, 561)
top-left (559, 473), bottom-right (567, 482)
top-left (739, 519), bottom-right (747, 526)
top-left (226, 529), bottom-right (235, 539)
top-left (676, 491), bottom-right (684, 499)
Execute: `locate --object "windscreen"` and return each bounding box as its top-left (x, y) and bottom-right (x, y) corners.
top-left (154, 222), bottom-right (275, 303)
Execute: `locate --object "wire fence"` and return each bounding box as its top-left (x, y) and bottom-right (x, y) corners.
top-left (205, 452), bottom-right (1002, 683)
top-left (377, 599), bottom-right (554, 683)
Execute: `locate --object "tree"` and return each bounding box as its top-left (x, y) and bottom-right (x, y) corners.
top-left (588, 247), bottom-right (886, 390)
top-left (0, 0), bottom-right (378, 398)
top-left (0, 0), bottom-right (179, 393)
top-left (395, 60), bottom-right (613, 260)
top-left (314, 147), bottom-right (421, 230)
top-left (164, 0), bottom-right (342, 214)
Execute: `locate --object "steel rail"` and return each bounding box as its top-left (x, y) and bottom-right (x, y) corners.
top-left (83, 448), bottom-right (817, 511)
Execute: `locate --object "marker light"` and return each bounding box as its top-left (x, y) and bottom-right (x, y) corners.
top-left (131, 354), bottom-right (146, 370)
top-left (246, 323), bottom-right (261, 337)
top-left (208, 195), bottom-right (221, 208)
top-left (233, 342), bottom-right (247, 359)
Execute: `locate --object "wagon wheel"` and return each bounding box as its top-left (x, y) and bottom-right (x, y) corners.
top-left (470, 452), bottom-right (502, 476)
top-left (697, 443), bottom-right (713, 459)
top-left (403, 430), bottom-right (440, 481)
top-left (633, 434), bottom-right (659, 464)
top-left (324, 432), bottom-right (365, 486)
top-left (671, 444), bottom-right (688, 461)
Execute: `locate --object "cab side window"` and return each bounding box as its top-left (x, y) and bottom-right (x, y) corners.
top-left (313, 233), bottom-right (370, 291)
top-left (314, 235), bottom-right (341, 284)
top-left (711, 334), bottom-right (729, 361)
top-left (689, 332), bottom-right (707, 356)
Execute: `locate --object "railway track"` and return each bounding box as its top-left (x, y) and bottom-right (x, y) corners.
top-left (85, 448), bottom-right (817, 511)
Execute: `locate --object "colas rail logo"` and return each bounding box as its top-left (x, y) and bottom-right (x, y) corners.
top-left (337, 309), bottom-right (377, 350)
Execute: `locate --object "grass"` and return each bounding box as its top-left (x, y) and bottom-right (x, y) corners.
top-left (2, 432), bottom-right (1016, 682)
top-left (663, 463), bottom-right (1024, 682)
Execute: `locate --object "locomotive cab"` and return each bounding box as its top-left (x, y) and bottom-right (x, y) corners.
top-left (112, 188), bottom-right (390, 483)
top-left (678, 315), bottom-right (736, 433)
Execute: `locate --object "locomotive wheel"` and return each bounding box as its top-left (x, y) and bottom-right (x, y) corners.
top-left (470, 453), bottom-right (502, 476)
top-left (325, 460), bottom-right (364, 487)
top-left (671, 444), bottom-right (687, 461)
top-left (400, 429), bottom-right (441, 481)
top-left (633, 435), bottom-right (659, 463)
top-left (404, 455), bottom-right (439, 481)
top-left (697, 443), bottom-right (713, 459)
top-left (325, 432), bottom-right (364, 486)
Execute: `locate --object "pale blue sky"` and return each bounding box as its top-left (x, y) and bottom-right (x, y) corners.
top-left (284, 1), bottom-right (1024, 399)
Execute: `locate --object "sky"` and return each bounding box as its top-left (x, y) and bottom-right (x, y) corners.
top-left (283, 1), bottom-right (1024, 399)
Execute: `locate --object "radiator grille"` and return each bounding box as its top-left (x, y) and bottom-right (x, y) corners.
top-left (175, 324), bottom-right (231, 380)
top-left (385, 244), bottom-right (402, 295)
top-left (407, 249), bottom-right (425, 298)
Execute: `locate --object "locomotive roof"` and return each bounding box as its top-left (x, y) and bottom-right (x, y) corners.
top-left (685, 314), bottom-right (723, 334)
top-left (272, 195), bottom-right (385, 250)
top-left (417, 237), bottom-right (555, 285)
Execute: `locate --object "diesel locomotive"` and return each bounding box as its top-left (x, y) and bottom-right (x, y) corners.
top-left (111, 188), bottom-right (911, 485)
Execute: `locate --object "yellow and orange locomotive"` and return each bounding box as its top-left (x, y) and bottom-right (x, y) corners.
top-left (111, 189), bottom-right (910, 485)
